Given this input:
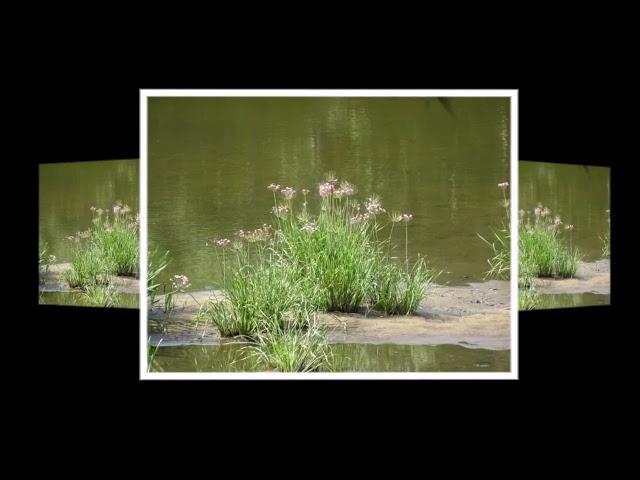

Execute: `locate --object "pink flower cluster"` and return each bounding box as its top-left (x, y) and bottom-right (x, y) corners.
top-left (214, 238), bottom-right (231, 248)
top-left (237, 224), bottom-right (273, 242)
top-left (272, 205), bottom-right (289, 217)
top-left (280, 187), bottom-right (296, 200)
top-left (365, 196), bottom-right (385, 215)
top-left (498, 182), bottom-right (509, 189)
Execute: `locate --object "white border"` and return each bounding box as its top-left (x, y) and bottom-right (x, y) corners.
top-left (139, 89), bottom-right (518, 380)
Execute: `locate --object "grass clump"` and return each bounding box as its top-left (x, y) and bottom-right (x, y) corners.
top-left (519, 205), bottom-right (581, 278)
top-left (601, 209), bottom-right (610, 258)
top-left (63, 242), bottom-right (110, 288)
top-left (247, 322), bottom-right (332, 373)
top-left (64, 203), bottom-right (139, 292)
top-left (202, 176), bottom-right (436, 339)
top-left (195, 175), bottom-right (438, 372)
top-left (371, 258), bottom-right (436, 315)
top-left (479, 181), bottom-right (510, 280)
top-left (39, 239), bottom-right (56, 278)
top-left (81, 283), bottom-right (119, 307)
top-left (518, 287), bottom-right (540, 310)
top-left (147, 248), bottom-right (169, 310)
top-left (91, 203), bottom-right (139, 277)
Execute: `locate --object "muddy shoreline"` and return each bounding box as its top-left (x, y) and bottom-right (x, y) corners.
top-left (533, 259), bottom-right (610, 295)
top-left (39, 262), bottom-right (140, 294)
top-left (148, 280), bottom-right (511, 350)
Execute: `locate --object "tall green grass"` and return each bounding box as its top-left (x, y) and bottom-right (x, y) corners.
top-left (39, 239), bottom-right (56, 277)
top-left (194, 176), bottom-right (438, 371)
top-left (247, 322), bottom-right (332, 372)
top-left (91, 203), bottom-right (139, 277)
top-left (601, 209), bottom-right (610, 258)
top-left (82, 283), bottom-right (119, 307)
top-left (479, 181), bottom-right (510, 280)
top-left (148, 248), bottom-right (169, 310)
top-left (64, 203), bottom-right (139, 291)
top-left (519, 205), bottom-right (580, 278)
top-left (63, 242), bottom-right (110, 288)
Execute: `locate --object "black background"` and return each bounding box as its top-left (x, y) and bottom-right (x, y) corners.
top-left (19, 57), bottom-right (629, 427)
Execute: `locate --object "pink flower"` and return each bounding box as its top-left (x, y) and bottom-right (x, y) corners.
top-left (267, 183), bottom-right (281, 192)
top-left (272, 205), bottom-right (289, 217)
top-left (350, 213), bottom-right (370, 224)
top-left (319, 182), bottom-right (334, 198)
top-left (365, 196), bottom-right (385, 215)
top-left (280, 187), bottom-right (297, 200)
top-left (534, 207), bottom-right (542, 217)
top-left (214, 238), bottom-right (231, 248)
top-left (301, 189), bottom-right (310, 196)
top-left (498, 182), bottom-right (509, 189)
top-left (400, 213), bottom-right (413, 223)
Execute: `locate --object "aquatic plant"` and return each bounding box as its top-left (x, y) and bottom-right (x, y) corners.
top-left (519, 205), bottom-right (581, 278)
top-left (478, 181), bottom-right (510, 280)
top-left (147, 338), bottom-right (163, 373)
top-left (370, 258), bottom-right (436, 315)
top-left (81, 283), bottom-right (119, 307)
top-left (91, 202), bottom-right (139, 277)
top-left (518, 287), bottom-right (540, 311)
top-left (601, 209), bottom-right (610, 258)
top-left (63, 203), bottom-right (140, 291)
top-left (246, 321), bottom-right (332, 372)
top-left (163, 274), bottom-right (190, 314)
top-left (39, 239), bottom-right (56, 277)
top-left (148, 248), bottom-right (169, 310)
top-left (63, 242), bottom-right (110, 289)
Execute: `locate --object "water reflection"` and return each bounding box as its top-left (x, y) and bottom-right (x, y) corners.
top-left (149, 343), bottom-right (510, 373)
top-left (148, 97), bottom-right (510, 290)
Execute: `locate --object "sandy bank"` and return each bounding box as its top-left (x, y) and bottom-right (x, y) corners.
top-left (148, 280), bottom-right (510, 350)
top-left (39, 262), bottom-right (140, 294)
top-left (533, 259), bottom-right (610, 295)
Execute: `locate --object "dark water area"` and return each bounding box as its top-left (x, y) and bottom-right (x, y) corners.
top-left (149, 342), bottom-right (510, 373)
top-left (519, 161), bottom-right (610, 261)
top-left (148, 97), bottom-right (510, 291)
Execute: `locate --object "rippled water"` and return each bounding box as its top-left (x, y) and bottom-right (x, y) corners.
top-left (149, 343), bottom-right (510, 373)
top-left (148, 97), bottom-right (510, 290)
top-left (519, 161), bottom-right (610, 261)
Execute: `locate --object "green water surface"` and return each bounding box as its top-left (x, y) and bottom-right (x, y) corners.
top-left (519, 161), bottom-right (610, 261)
top-left (39, 160), bottom-right (139, 307)
top-left (148, 97), bottom-right (510, 290)
top-left (149, 343), bottom-right (510, 373)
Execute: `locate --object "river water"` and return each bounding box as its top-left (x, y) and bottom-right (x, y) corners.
top-left (148, 97), bottom-right (510, 290)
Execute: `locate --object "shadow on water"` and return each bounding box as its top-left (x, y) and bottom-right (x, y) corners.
top-left (149, 343), bottom-right (510, 373)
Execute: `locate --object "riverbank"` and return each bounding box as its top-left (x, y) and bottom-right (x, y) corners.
top-left (533, 259), bottom-right (610, 295)
top-left (39, 262), bottom-right (140, 294)
top-left (148, 280), bottom-right (510, 350)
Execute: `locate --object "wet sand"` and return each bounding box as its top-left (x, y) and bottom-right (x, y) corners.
top-left (148, 280), bottom-right (511, 350)
top-left (533, 259), bottom-right (610, 295)
top-left (39, 262), bottom-right (140, 294)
